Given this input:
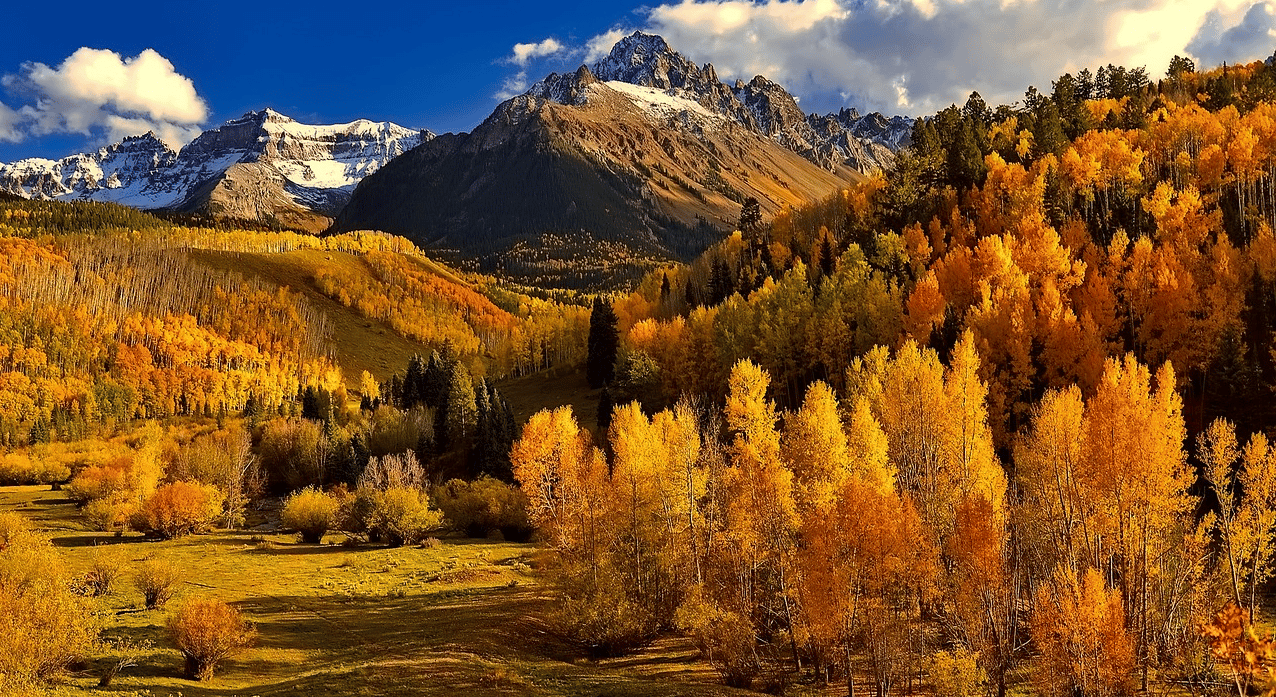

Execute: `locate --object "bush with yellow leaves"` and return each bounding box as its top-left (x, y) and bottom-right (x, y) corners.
top-left (281, 487), bottom-right (340, 543)
top-left (0, 512), bottom-right (101, 693)
top-left (167, 596), bottom-right (256, 681)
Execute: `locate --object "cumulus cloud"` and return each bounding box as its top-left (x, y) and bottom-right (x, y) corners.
top-left (0, 47), bottom-right (207, 147)
top-left (577, 0), bottom-right (1276, 117)
top-left (507, 38), bottom-right (567, 66)
top-left (1188, 1), bottom-right (1276, 68)
top-left (0, 102), bottom-right (21, 143)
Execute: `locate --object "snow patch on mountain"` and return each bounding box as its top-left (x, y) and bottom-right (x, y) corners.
top-left (527, 30), bottom-right (914, 175)
top-left (0, 110), bottom-right (431, 214)
top-left (602, 81), bottom-right (724, 126)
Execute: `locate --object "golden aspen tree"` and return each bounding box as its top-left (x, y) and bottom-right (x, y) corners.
top-left (946, 493), bottom-right (1020, 697)
top-left (781, 380), bottom-right (852, 512)
top-left (798, 476), bottom-right (934, 697)
top-left (1200, 419), bottom-right (1276, 622)
top-left (875, 340), bottom-right (949, 538)
top-left (659, 400), bottom-right (704, 587)
top-left (511, 406), bottom-right (607, 565)
top-left (1083, 356), bottom-right (1190, 690)
top-left (1014, 386), bottom-right (1091, 574)
top-left (721, 359), bottom-right (799, 662)
top-left (1031, 566), bottom-right (1136, 697)
top-left (608, 401), bottom-right (668, 619)
top-left (942, 331), bottom-right (1007, 514)
top-left (845, 396), bottom-right (895, 496)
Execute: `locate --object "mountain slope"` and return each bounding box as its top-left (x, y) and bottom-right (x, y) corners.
top-left (0, 109), bottom-right (430, 232)
top-left (335, 32), bottom-right (911, 287)
top-left (334, 63), bottom-right (859, 288)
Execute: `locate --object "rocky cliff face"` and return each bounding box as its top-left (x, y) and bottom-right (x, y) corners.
top-left (0, 109), bottom-right (429, 230)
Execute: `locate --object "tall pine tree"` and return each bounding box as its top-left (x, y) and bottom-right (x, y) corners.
top-left (586, 298), bottom-right (619, 389)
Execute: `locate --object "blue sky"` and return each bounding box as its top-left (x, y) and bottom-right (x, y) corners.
top-left (3, 0), bottom-right (1275, 162)
top-left (0, 0), bottom-right (644, 160)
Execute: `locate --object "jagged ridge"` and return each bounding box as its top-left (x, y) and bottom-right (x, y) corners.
top-left (0, 109), bottom-right (431, 230)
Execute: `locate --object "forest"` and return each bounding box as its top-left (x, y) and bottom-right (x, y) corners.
top-left (507, 54), bottom-right (1276, 695)
top-left (6, 54), bottom-right (1276, 697)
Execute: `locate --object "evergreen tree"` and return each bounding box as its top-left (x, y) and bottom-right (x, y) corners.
top-left (423, 351), bottom-right (449, 409)
top-left (738, 197), bottom-right (763, 236)
top-left (1167, 55), bottom-right (1194, 79)
top-left (818, 233), bottom-right (836, 279)
top-left (301, 386), bottom-right (322, 421)
top-left (403, 354), bottom-right (425, 409)
top-left (445, 363), bottom-right (477, 448)
top-left (1032, 101), bottom-right (1068, 158)
top-left (350, 434), bottom-right (371, 483)
top-left (949, 118), bottom-right (987, 189)
top-left (586, 298), bottom-right (619, 389)
top-left (28, 417), bottom-right (50, 445)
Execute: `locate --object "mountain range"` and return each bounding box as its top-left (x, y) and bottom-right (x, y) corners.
top-left (0, 32), bottom-right (912, 284)
top-left (333, 32), bottom-right (913, 285)
top-left (0, 109), bottom-right (429, 231)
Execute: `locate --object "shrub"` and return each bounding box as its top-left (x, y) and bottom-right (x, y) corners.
top-left (167, 597), bottom-right (256, 681)
top-left (435, 477), bottom-right (532, 540)
top-left (135, 556), bottom-right (183, 609)
top-left (559, 561), bottom-right (656, 658)
top-left (930, 647), bottom-right (986, 697)
top-left (281, 487), bottom-right (340, 543)
top-left (138, 481), bottom-right (225, 539)
top-left (82, 493), bottom-right (137, 532)
top-left (66, 444), bottom-right (162, 505)
top-left (76, 545), bottom-right (127, 597)
top-left (66, 456), bottom-right (131, 503)
top-left (336, 485), bottom-right (381, 542)
top-left (0, 512), bottom-right (100, 691)
top-left (0, 451), bottom-right (70, 485)
top-left (675, 587), bottom-right (758, 686)
top-left (372, 486), bottom-right (443, 547)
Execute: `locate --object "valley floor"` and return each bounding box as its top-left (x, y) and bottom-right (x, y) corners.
top-left (1, 485), bottom-right (763, 697)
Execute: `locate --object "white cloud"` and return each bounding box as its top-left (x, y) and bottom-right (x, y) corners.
top-left (508, 38), bottom-right (567, 66)
top-left (577, 0), bottom-right (1276, 117)
top-left (0, 47), bottom-right (207, 147)
top-left (0, 102), bottom-right (21, 143)
top-left (1188, 1), bottom-right (1276, 68)
top-left (495, 71), bottom-right (529, 100)
top-left (584, 28), bottom-right (635, 63)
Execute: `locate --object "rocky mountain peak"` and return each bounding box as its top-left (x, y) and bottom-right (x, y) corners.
top-left (524, 64), bottom-right (602, 108)
top-left (591, 31), bottom-right (700, 89)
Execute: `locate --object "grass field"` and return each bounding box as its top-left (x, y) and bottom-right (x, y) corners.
top-left (1, 485), bottom-right (765, 697)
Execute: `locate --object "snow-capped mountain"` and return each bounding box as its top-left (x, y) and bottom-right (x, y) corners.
top-left (577, 32), bottom-right (913, 174)
top-left (0, 109), bottom-right (431, 230)
top-left (334, 33), bottom-right (873, 286)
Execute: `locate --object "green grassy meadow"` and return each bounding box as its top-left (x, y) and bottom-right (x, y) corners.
top-left (1, 485), bottom-right (759, 697)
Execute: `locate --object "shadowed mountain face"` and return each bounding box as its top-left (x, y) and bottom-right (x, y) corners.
top-left (0, 109), bottom-right (429, 232)
top-left (335, 32), bottom-right (908, 288)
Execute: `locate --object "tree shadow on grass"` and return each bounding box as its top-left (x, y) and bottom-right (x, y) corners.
top-left (51, 532), bottom-right (153, 548)
top-left (245, 541), bottom-right (361, 555)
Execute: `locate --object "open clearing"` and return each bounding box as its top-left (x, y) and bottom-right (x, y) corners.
top-left (1, 485), bottom-right (767, 697)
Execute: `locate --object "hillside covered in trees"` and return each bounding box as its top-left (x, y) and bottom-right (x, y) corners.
top-left (10, 52), bottom-right (1276, 697)
top-left (507, 54), bottom-right (1276, 694)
